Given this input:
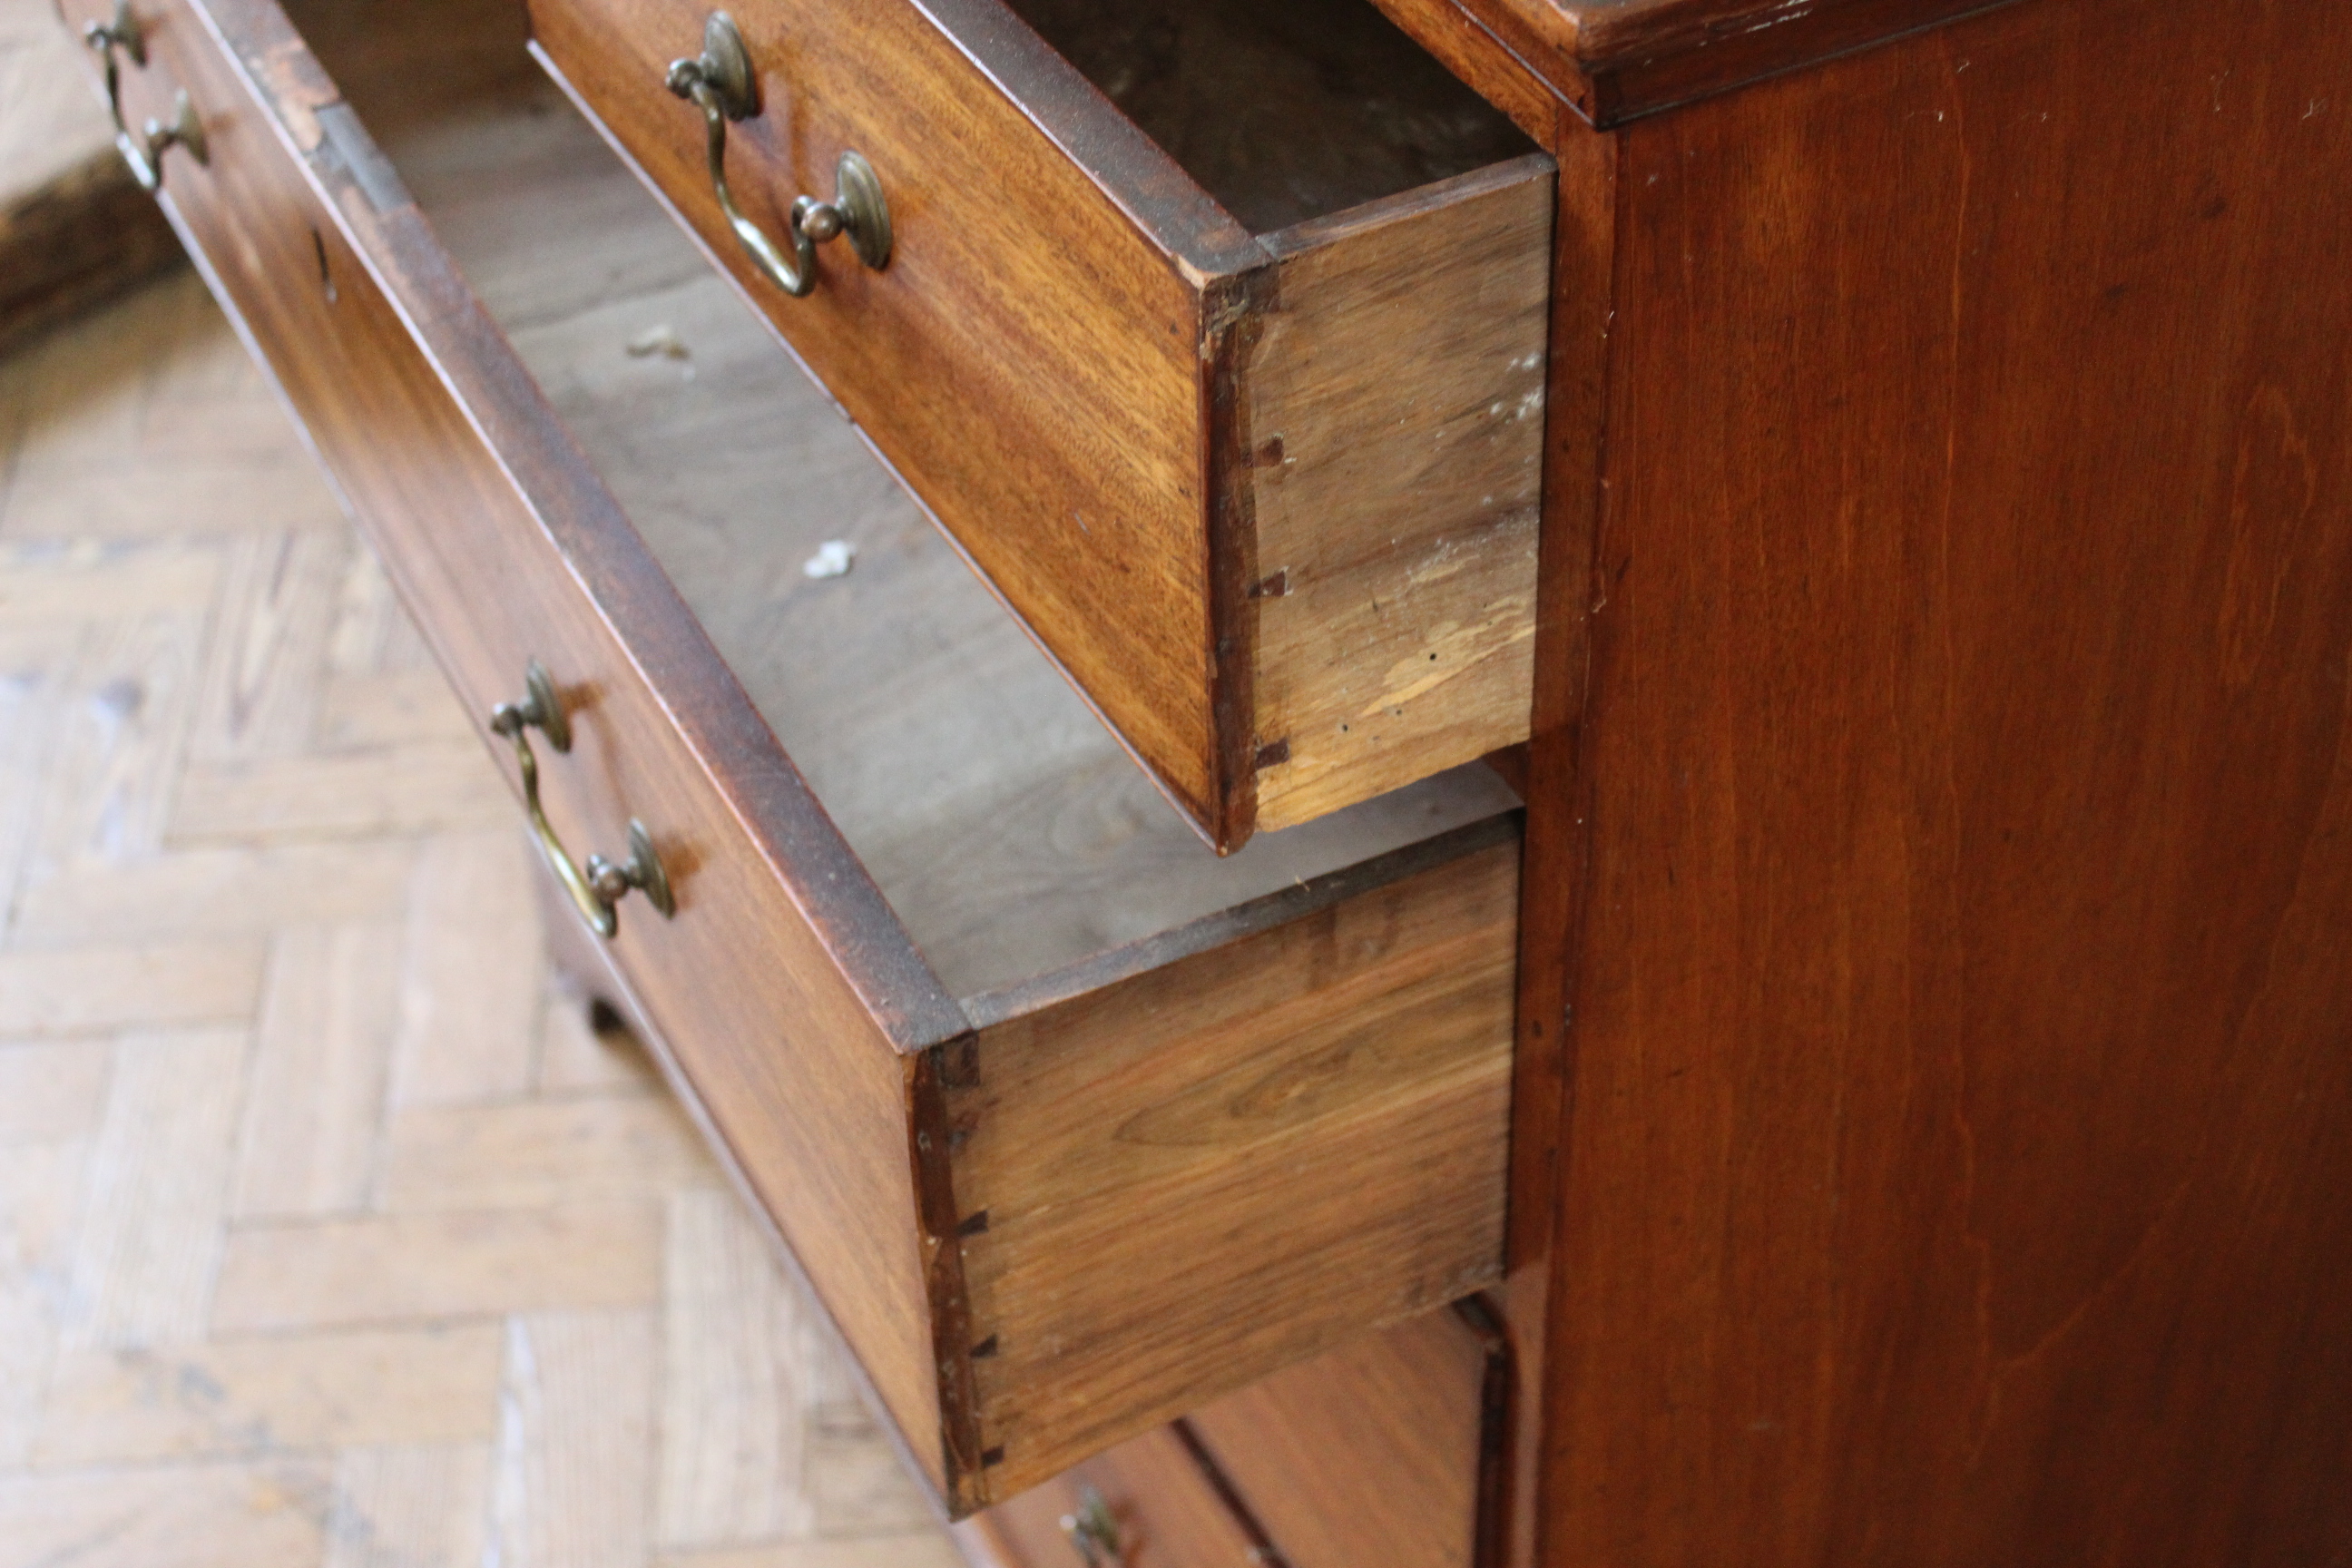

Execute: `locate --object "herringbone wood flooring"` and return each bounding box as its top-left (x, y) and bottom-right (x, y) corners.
top-left (0, 264), bottom-right (964, 1568)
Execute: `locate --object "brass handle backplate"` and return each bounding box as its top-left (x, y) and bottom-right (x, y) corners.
top-left (1059, 1488), bottom-right (1125, 1568)
top-left (83, 0), bottom-right (207, 192)
top-left (665, 11), bottom-right (889, 298)
top-left (490, 660), bottom-right (675, 940)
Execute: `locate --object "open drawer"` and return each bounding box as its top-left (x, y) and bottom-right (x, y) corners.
top-left (526, 0), bottom-right (1554, 850)
top-left (65, 0), bottom-right (1519, 1514)
top-left (966, 1298), bottom-right (1507, 1568)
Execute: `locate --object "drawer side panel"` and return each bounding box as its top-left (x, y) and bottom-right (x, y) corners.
top-left (944, 833), bottom-right (1518, 1500)
top-left (1241, 157), bottom-right (1553, 832)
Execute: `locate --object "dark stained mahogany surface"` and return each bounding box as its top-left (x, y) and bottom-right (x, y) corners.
top-left (1518, 0), bottom-right (2352, 1560)
top-left (1382, 0), bottom-right (2026, 122)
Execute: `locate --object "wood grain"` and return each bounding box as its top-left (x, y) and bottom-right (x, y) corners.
top-left (209, 1204), bottom-right (666, 1331)
top-left (1245, 158), bottom-right (1552, 831)
top-left (490, 1310), bottom-right (659, 1568)
top-left (387, 831), bottom-right (541, 1108)
top-left (1436, 0), bottom-right (2027, 124)
top-left (1357, 0), bottom-right (1574, 145)
top-left (1527, 0), bottom-right (2352, 1560)
top-left (527, 0), bottom-right (1550, 847)
top-left (0, 1460), bottom-right (336, 1568)
top-left (946, 832), bottom-right (1517, 1498)
top-left (1502, 88), bottom-right (1612, 1568)
top-left (230, 922), bottom-right (402, 1218)
top-left (1186, 1304), bottom-right (1495, 1568)
top-left (63, 1027), bottom-right (247, 1348)
top-left (34, 1325), bottom-right (503, 1465)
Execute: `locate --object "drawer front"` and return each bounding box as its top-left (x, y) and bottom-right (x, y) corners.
top-left (1186, 1303), bottom-right (1505, 1568)
top-left (966, 1303), bottom-right (1505, 1568)
top-left (965, 1424), bottom-right (1276, 1568)
top-left (86, 0), bottom-right (964, 1477)
top-left (526, 0), bottom-right (1552, 850)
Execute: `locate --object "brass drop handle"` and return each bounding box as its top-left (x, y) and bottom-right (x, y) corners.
top-left (1059, 1489), bottom-right (1125, 1568)
top-left (489, 660), bottom-right (675, 940)
top-left (83, 0), bottom-right (207, 193)
top-left (665, 11), bottom-right (890, 299)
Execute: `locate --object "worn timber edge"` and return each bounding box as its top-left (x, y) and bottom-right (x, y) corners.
top-left (1201, 262), bottom-right (1275, 849)
top-left (959, 810), bottom-right (1524, 1031)
top-left (1429, 0), bottom-right (2030, 124)
top-left (912, 0), bottom-right (1269, 281)
top-left (910, 1046), bottom-right (990, 1514)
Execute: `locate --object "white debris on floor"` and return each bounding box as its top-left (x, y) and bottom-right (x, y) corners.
top-left (802, 538), bottom-right (857, 579)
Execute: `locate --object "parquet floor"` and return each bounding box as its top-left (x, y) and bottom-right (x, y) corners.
top-left (0, 265), bottom-right (963, 1568)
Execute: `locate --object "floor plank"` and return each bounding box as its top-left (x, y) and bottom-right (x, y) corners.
top-left (0, 940), bottom-right (266, 1034)
top-left (231, 925), bottom-right (404, 1220)
top-left (34, 1322), bottom-right (502, 1465)
top-left (0, 1458), bottom-right (336, 1568)
top-left (210, 1206), bottom-right (665, 1333)
top-left (493, 1310), bottom-right (659, 1568)
top-left (326, 1441), bottom-right (495, 1568)
top-left (64, 1027), bottom-right (250, 1349)
top-left (0, 1038), bottom-right (111, 1144)
top-left (389, 830), bottom-right (545, 1107)
top-left (379, 1094), bottom-right (717, 1214)
top-left (0, 191), bottom-right (958, 1568)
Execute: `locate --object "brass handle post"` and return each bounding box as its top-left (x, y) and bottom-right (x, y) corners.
top-left (1058, 1489), bottom-right (1125, 1568)
top-left (490, 660), bottom-right (674, 940)
top-left (665, 11), bottom-right (889, 298)
top-left (83, 0), bottom-right (207, 192)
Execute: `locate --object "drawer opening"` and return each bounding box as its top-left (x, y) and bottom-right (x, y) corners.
top-left (299, 0), bottom-right (1520, 1000)
top-left (998, 0), bottom-right (1538, 235)
top-left (280, 0), bottom-right (1519, 1511)
top-left (502, 0), bottom-right (1553, 854)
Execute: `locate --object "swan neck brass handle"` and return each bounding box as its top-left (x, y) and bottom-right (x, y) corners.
top-left (489, 661), bottom-right (674, 940)
top-left (83, 1), bottom-right (207, 192)
top-left (665, 11), bottom-right (889, 299)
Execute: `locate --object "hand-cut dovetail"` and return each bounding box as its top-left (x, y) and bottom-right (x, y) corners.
top-left (1253, 738), bottom-right (1291, 770)
top-left (956, 1210), bottom-right (990, 1237)
top-left (970, 1335), bottom-right (999, 1359)
top-left (1248, 569), bottom-right (1289, 600)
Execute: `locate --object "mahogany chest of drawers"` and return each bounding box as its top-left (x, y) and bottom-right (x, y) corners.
top-left (65, 0), bottom-right (2352, 1561)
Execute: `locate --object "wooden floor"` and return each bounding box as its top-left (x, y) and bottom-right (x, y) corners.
top-left (0, 266), bottom-right (965, 1567)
